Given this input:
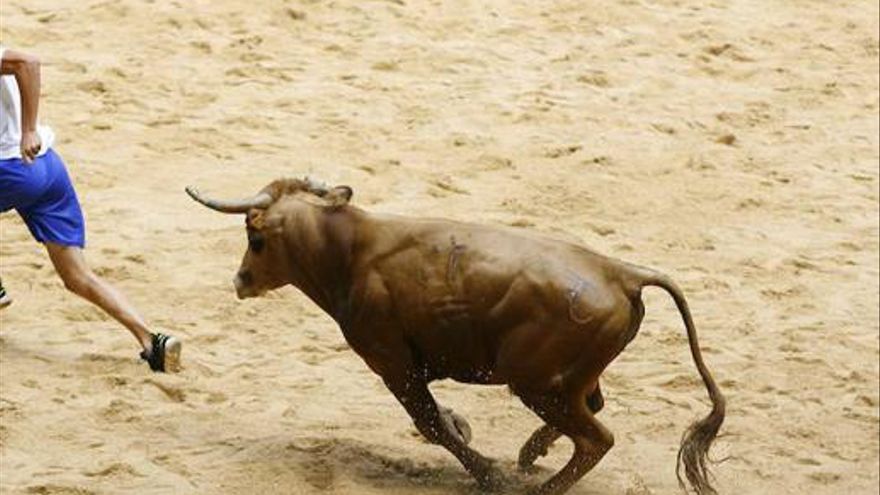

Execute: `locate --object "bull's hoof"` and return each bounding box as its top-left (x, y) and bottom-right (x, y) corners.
top-left (518, 425), bottom-right (559, 471)
top-left (475, 463), bottom-right (507, 492)
top-left (517, 445), bottom-right (548, 472)
top-left (440, 407), bottom-right (473, 445)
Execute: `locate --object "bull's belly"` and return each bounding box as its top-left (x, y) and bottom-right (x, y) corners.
top-left (408, 322), bottom-right (506, 385)
top-left (423, 360), bottom-right (507, 385)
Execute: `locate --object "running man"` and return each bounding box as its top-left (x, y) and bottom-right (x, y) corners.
top-left (0, 45), bottom-right (181, 372)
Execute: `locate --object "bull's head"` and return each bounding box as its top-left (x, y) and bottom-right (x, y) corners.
top-left (186, 178), bottom-right (353, 299)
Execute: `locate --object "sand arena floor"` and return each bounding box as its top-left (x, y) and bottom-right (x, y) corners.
top-left (1, 1), bottom-right (878, 494)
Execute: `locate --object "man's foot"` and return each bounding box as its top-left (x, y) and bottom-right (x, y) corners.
top-left (0, 285), bottom-right (12, 310)
top-left (140, 333), bottom-right (182, 373)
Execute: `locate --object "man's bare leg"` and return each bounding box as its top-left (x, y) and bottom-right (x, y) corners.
top-left (46, 242), bottom-right (153, 349)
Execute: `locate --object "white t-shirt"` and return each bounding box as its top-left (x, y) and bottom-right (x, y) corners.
top-left (0, 46), bottom-right (55, 160)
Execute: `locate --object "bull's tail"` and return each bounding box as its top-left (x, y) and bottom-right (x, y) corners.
top-left (634, 268), bottom-right (726, 495)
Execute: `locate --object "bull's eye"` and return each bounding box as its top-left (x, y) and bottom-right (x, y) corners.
top-left (248, 231), bottom-right (265, 253)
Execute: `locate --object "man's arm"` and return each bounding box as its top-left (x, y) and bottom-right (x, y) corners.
top-left (0, 49), bottom-right (42, 162)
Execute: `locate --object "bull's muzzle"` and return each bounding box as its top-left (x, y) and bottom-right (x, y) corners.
top-left (233, 271), bottom-right (255, 300)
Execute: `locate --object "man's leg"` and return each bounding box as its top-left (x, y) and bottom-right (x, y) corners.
top-left (45, 242), bottom-right (181, 372)
top-left (45, 242), bottom-right (153, 351)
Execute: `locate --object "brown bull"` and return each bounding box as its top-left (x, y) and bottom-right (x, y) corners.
top-left (186, 178), bottom-right (726, 495)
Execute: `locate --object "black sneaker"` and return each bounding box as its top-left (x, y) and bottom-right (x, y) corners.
top-left (0, 278), bottom-right (11, 310)
top-left (140, 333), bottom-right (182, 373)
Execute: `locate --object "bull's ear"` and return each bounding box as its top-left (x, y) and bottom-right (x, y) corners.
top-left (249, 209), bottom-right (267, 230)
top-left (325, 185), bottom-right (353, 207)
top-left (248, 209), bottom-right (284, 234)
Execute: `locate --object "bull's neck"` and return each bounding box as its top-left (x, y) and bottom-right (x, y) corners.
top-left (285, 207), bottom-right (359, 325)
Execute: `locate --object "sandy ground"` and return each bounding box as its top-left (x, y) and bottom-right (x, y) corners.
top-left (1, 1), bottom-right (878, 494)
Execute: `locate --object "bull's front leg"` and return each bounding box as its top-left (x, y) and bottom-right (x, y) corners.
top-left (384, 371), bottom-right (504, 491)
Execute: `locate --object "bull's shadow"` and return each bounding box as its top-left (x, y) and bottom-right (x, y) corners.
top-left (227, 434), bottom-right (595, 494)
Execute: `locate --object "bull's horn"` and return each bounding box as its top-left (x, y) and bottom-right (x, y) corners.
top-left (185, 186), bottom-right (273, 213)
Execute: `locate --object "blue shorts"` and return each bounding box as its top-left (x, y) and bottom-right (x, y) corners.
top-left (0, 149), bottom-right (86, 248)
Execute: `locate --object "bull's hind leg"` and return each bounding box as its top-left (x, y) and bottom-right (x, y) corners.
top-left (518, 384), bottom-right (605, 471)
top-left (519, 389), bottom-right (614, 495)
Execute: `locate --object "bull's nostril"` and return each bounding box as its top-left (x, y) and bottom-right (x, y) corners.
top-left (237, 271), bottom-right (254, 286)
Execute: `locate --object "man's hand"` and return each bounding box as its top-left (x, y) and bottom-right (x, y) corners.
top-left (20, 130), bottom-right (41, 163)
top-left (1, 49), bottom-right (42, 163)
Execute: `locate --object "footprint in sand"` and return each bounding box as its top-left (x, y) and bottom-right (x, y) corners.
top-left (60, 306), bottom-right (108, 323)
top-left (100, 399), bottom-right (139, 423)
top-left (25, 485), bottom-right (97, 495)
top-left (145, 379), bottom-right (187, 403)
top-left (83, 462), bottom-right (143, 478)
